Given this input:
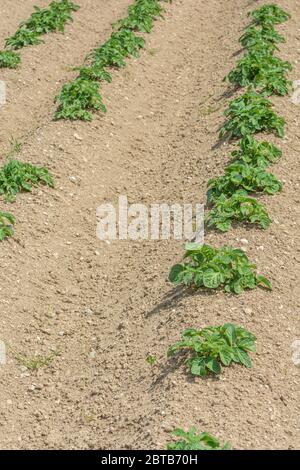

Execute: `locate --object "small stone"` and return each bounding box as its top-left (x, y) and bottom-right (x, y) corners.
top-left (74, 133), bottom-right (82, 141)
top-left (240, 238), bottom-right (249, 245)
top-left (83, 307), bottom-right (94, 315)
top-left (243, 307), bottom-right (253, 315)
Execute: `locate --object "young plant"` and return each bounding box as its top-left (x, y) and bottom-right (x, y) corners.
top-left (230, 135), bottom-right (282, 169)
top-left (206, 191), bottom-right (271, 232)
top-left (167, 428), bottom-right (231, 451)
top-left (219, 92), bottom-right (285, 139)
top-left (168, 323), bottom-right (256, 377)
top-left (54, 78), bottom-right (106, 121)
top-left (250, 4), bottom-right (290, 27)
top-left (169, 243), bottom-right (272, 294)
top-left (240, 25), bottom-right (285, 52)
top-left (207, 162), bottom-right (282, 203)
top-left (0, 211), bottom-right (15, 241)
top-left (226, 52), bottom-right (292, 96)
top-left (114, 0), bottom-right (165, 33)
top-left (15, 350), bottom-right (60, 371)
top-left (5, 0), bottom-right (79, 50)
top-left (0, 51), bottom-right (21, 68)
top-left (90, 29), bottom-right (145, 69)
top-left (0, 159), bottom-right (54, 200)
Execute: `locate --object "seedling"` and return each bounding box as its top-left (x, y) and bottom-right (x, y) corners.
top-left (146, 354), bottom-right (157, 365)
top-left (169, 243), bottom-right (272, 294)
top-left (250, 4), bottom-right (290, 26)
top-left (168, 323), bottom-right (256, 377)
top-left (15, 350), bottom-right (60, 370)
top-left (0, 211), bottom-right (15, 241)
top-left (0, 51), bottom-right (21, 68)
top-left (226, 52), bottom-right (292, 96)
top-left (220, 92), bottom-right (285, 139)
top-left (167, 428), bottom-right (231, 450)
top-left (230, 135), bottom-right (282, 169)
top-left (54, 78), bottom-right (106, 121)
top-left (205, 191), bottom-right (271, 232)
top-left (0, 159), bottom-right (54, 200)
top-left (207, 162), bottom-right (282, 203)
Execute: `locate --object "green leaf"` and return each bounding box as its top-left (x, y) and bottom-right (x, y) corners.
top-left (168, 264), bottom-right (185, 283)
top-left (256, 275), bottom-right (272, 290)
top-left (236, 348), bottom-right (252, 368)
top-left (205, 357), bottom-right (221, 375)
top-left (203, 269), bottom-right (222, 289)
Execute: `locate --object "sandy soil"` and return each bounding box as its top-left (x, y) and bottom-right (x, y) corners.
top-left (0, 0), bottom-right (299, 450)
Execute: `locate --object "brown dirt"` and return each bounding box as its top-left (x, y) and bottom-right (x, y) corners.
top-left (0, 0), bottom-right (299, 450)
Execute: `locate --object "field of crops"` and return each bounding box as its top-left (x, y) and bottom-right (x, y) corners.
top-left (0, 0), bottom-right (299, 451)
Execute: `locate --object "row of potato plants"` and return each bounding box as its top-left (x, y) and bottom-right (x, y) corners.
top-left (54, 0), bottom-right (172, 120)
top-left (0, 0), bottom-right (79, 69)
top-left (1, 2), bottom-right (173, 238)
top-left (166, 3), bottom-right (291, 450)
top-left (0, 1), bottom-right (79, 236)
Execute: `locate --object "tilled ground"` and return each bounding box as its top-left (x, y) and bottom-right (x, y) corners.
top-left (0, 0), bottom-right (299, 450)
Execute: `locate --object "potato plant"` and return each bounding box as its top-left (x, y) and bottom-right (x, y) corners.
top-left (168, 323), bottom-right (256, 377)
top-left (0, 51), bottom-right (21, 68)
top-left (220, 92), bottom-right (285, 139)
top-left (230, 135), bottom-right (282, 169)
top-left (0, 211), bottom-right (15, 241)
top-left (250, 4), bottom-right (290, 27)
top-left (0, 159), bottom-right (54, 201)
top-left (226, 52), bottom-right (292, 96)
top-left (169, 243), bottom-right (272, 294)
top-left (207, 162), bottom-right (282, 204)
top-left (205, 191), bottom-right (271, 232)
top-left (167, 428), bottom-right (231, 451)
top-left (240, 25), bottom-right (285, 51)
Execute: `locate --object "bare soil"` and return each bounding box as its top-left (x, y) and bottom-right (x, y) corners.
top-left (0, 0), bottom-right (299, 450)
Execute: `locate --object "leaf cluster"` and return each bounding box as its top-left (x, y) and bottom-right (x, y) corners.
top-left (168, 323), bottom-right (256, 377)
top-left (250, 4), bottom-right (291, 27)
top-left (0, 51), bottom-right (21, 69)
top-left (169, 243), bottom-right (272, 294)
top-left (54, 77), bottom-right (106, 120)
top-left (220, 92), bottom-right (285, 139)
top-left (0, 159), bottom-right (54, 200)
top-left (167, 428), bottom-right (230, 451)
top-left (207, 162), bottom-right (282, 203)
top-left (0, 211), bottom-right (15, 241)
top-left (205, 191), bottom-right (271, 232)
top-left (227, 52), bottom-right (292, 96)
top-left (114, 0), bottom-right (164, 33)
